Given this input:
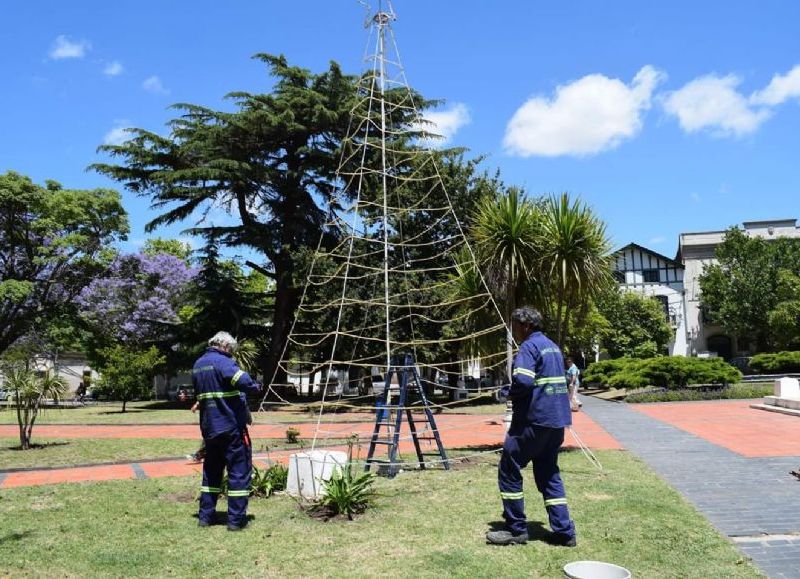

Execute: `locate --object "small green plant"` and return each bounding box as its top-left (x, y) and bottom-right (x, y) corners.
top-left (220, 464), bottom-right (288, 498)
top-left (251, 464), bottom-right (288, 497)
top-left (285, 427), bottom-right (301, 443)
top-left (314, 433), bottom-right (374, 520)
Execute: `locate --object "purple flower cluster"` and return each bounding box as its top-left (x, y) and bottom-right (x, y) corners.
top-left (77, 253), bottom-right (196, 343)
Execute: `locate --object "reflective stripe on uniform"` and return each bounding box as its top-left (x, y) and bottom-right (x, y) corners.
top-left (534, 376), bottom-right (566, 385)
top-left (231, 370), bottom-right (244, 386)
top-left (196, 390), bottom-right (241, 401)
top-left (193, 365), bottom-right (214, 374)
top-left (200, 486), bottom-right (221, 493)
top-left (500, 491), bottom-right (524, 500)
top-left (512, 368), bottom-right (536, 379)
top-left (227, 489), bottom-right (251, 497)
top-left (544, 497), bottom-right (568, 507)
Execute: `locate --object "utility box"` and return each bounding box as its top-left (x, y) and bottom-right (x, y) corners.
top-left (774, 377), bottom-right (800, 399)
top-left (286, 450), bottom-right (348, 499)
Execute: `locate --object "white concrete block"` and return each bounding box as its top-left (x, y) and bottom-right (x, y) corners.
top-left (774, 377), bottom-right (800, 399)
top-left (286, 450), bottom-right (348, 500)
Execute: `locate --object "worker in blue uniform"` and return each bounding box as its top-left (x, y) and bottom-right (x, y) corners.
top-left (487, 307), bottom-right (577, 546)
top-left (193, 331), bottom-right (261, 531)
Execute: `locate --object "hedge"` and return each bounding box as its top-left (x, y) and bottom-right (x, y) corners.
top-left (749, 351), bottom-right (800, 374)
top-left (583, 356), bottom-right (742, 390)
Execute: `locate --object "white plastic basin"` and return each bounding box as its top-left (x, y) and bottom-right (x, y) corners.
top-left (563, 560), bottom-right (631, 579)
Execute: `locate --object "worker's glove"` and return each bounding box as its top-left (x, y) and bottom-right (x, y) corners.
top-left (496, 384), bottom-right (510, 403)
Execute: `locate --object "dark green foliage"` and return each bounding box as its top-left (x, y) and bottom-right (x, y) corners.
top-left (582, 358), bottom-right (639, 386)
top-left (699, 228), bottom-right (800, 351)
top-left (625, 382), bottom-right (773, 403)
top-left (584, 357), bottom-right (742, 390)
top-left (595, 289), bottom-right (673, 358)
top-left (0, 171), bottom-right (128, 355)
top-left (94, 345), bottom-right (166, 412)
top-left (749, 351), bottom-right (800, 374)
top-left (92, 54), bottom-right (358, 385)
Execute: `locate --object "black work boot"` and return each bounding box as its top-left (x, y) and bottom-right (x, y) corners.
top-left (550, 532), bottom-right (577, 547)
top-left (486, 530), bottom-right (529, 545)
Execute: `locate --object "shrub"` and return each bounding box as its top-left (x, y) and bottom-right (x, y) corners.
top-left (584, 356), bottom-right (742, 390)
top-left (582, 358), bottom-right (639, 386)
top-left (626, 382), bottom-right (773, 403)
top-left (285, 427), bottom-right (300, 443)
top-left (221, 464), bottom-right (288, 498)
top-left (750, 351), bottom-right (800, 374)
top-left (316, 463), bottom-right (376, 520)
top-left (251, 464), bottom-right (288, 497)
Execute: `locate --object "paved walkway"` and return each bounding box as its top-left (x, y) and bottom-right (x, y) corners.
top-left (582, 397), bottom-right (800, 579)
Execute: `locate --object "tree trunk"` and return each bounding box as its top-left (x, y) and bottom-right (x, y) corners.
top-left (555, 270), bottom-right (565, 347)
top-left (263, 265), bottom-right (299, 389)
top-left (122, 399), bottom-right (128, 413)
top-left (505, 281), bottom-right (515, 383)
top-left (15, 390), bottom-right (27, 449)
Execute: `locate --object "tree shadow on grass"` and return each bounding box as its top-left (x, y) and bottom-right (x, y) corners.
top-left (4, 441), bottom-right (70, 451)
top-left (0, 530), bottom-right (33, 544)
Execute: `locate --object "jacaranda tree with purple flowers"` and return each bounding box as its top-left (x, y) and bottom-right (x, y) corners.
top-left (77, 252), bottom-right (196, 364)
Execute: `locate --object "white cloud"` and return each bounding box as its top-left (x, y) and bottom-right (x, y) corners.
top-left (690, 192), bottom-right (702, 203)
top-left (103, 120), bottom-right (132, 145)
top-left (419, 103), bottom-right (471, 146)
top-left (750, 65), bottom-right (800, 106)
top-left (142, 75), bottom-right (169, 95)
top-left (503, 65), bottom-right (665, 157)
top-left (103, 61), bottom-right (124, 76)
top-left (648, 236), bottom-right (666, 245)
top-left (49, 35), bottom-right (90, 60)
top-left (662, 74), bottom-right (771, 137)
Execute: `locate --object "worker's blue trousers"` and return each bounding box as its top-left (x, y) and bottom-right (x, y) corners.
top-left (199, 428), bottom-right (252, 527)
top-left (498, 423), bottom-right (575, 538)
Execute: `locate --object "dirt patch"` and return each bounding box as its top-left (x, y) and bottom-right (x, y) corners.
top-left (161, 491), bottom-right (196, 503)
top-left (585, 492), bottom-right (613, 501)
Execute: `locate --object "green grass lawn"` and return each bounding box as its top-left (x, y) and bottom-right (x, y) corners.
top-left (0, 399), bottom-right (508, 425)
top-left (0, 450), bottom-right (760, 578)
top-left (0, 438), bottom-right (322, 470)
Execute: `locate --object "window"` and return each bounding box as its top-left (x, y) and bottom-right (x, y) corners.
top-left (642, 269), bottom-right (659, 283)
top-left (653, 295), bottom-right (669, 321)
top-left (612, 270), bottom-right (625, 283)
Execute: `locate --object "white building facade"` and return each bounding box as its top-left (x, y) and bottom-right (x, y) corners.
top-left (611, 243), bottom-right (688, 356)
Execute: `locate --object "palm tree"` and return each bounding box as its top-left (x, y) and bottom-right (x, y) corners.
top-left (537, 193), bottom-right (613, 347)
top-left (4, 367), bottom-right (68, 449)
top-left (471, 188), bottom-right (541, 376)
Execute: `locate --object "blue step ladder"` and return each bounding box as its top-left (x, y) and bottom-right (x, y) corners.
top-left (365, 353), bottom-right (449, 477)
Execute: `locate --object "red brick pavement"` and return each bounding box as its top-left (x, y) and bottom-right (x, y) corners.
top-left (634, 399), bottom-right (800, 458)
top-left (0, 411), bottom-right (619, 488)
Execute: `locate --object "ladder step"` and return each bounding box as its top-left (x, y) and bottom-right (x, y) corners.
top-left (371, 440), bottom-right (395, 445)
top-left (365, 458), bottom-right (390, 463)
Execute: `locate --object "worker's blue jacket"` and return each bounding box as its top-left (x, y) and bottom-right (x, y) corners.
top-left (508, 331), bottom-right (572, 428)
top-left (192, 348), bottom-right (260, 439)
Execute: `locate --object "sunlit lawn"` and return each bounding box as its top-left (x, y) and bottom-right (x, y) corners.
top-left (0, 437), bottom-right (328, 470)
top-left (0, 398), bottom-right (509, 425)
top-left (0, 450), bottom-right (760, 578)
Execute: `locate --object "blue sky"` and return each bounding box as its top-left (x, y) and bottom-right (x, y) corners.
top-left (2, 0), bottom-right (799, 260)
